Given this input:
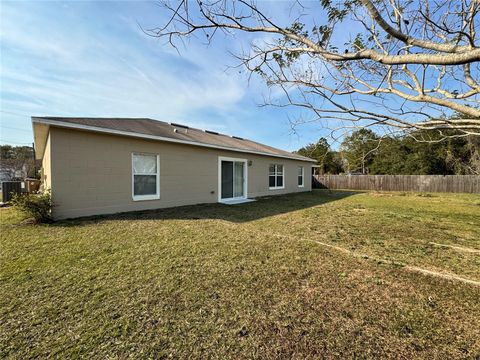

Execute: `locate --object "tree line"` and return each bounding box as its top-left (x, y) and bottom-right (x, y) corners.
top-left (296, 129), bottom-right (480, 175)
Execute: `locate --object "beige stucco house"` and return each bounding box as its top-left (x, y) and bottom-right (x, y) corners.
top-left (32, 117), bottom-right (315, 219)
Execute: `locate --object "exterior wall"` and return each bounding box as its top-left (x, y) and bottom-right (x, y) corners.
top-left (47, 127), bottom-right (312, 219)
top-left (41, 132), bottom-right (52, 190)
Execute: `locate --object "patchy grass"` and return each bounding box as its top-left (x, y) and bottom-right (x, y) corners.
top-left (1, 190), bottom-right (479, 359)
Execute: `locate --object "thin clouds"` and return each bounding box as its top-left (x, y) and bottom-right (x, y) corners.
top-left (0, 1), bottom-right (246, 134)
top-left (0, 1), bottom-right (323, 151)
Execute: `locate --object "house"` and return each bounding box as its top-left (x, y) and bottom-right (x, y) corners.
top-left (32, 117), bottom-right (315, 219)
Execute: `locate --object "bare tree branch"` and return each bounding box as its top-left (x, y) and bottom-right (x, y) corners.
top-left (151, 0), bottom-right (480, 140)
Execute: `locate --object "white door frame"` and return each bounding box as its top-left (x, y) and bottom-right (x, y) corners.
top-left (218, 156), bottom-right (248, 202)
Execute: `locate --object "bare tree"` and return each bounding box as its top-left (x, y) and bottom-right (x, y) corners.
top-left (151, 0), bottom-right (480, 140)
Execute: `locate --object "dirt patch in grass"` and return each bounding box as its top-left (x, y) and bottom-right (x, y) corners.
top-left (1, 190), bottom-right (479, 358)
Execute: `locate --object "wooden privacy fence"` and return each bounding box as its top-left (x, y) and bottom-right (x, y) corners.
top-left (313, 175), bottom-right (480, 194)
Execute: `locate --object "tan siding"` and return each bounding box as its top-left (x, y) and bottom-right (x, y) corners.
top-left (48, 127), bottom-right (312, 219)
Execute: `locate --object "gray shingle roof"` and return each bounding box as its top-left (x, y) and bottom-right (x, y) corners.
top-left (31, 117), bottom-right (315, 162)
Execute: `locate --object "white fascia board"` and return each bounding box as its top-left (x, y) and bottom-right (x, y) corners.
top-left (31, 118), bottom-right (317, 162)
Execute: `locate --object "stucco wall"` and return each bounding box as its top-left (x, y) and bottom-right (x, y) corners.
top-left (48, 127), bottom-right (312, 219)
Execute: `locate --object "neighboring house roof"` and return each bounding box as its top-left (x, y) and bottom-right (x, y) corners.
top-left (32, 117), bottom-right (316, 162)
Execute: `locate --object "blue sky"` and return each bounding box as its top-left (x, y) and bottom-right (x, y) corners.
top-left (0, 0), bottom-right (330, 151)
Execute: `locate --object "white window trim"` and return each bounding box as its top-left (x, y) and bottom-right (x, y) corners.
top-left (269, 164), bottom-right (285, 190)
top-left (298, 166), bottom-right (305, 188)
top-left (132, 153), bottom-right (160, 201)
top-left (218, 156), bottom-right (248, 202)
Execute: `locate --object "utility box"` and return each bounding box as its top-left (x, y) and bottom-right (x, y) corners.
top-left (1, 181), bottom-right (22, 202)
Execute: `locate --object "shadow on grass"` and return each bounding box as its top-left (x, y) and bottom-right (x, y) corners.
top-left (55, 190), bottom-right (357, 226)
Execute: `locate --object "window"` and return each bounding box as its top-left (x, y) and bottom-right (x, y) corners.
top-left (298, 166), bottom-right (304, 187)
top-left (132, 153), bottom-right (159, 200)
top-left (269, 164), bottom-right (284, 189)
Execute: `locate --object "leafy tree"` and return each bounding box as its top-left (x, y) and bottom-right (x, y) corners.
top-left (1, 145), bottom-right (15, 159)
top-left (464, 136), bottom-right (480, 174)
top-left (340, 129), bottom-right (379, 174)
top-left (296, 138), bottom-right (343, 174)
top-left (0, 145), bottom-right (33, 160)
top-left (368, 130), bottom-right (480, 175)
top-left (368, 137), bottom-right (407, 175)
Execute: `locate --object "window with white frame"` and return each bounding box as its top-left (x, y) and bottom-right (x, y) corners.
top-left (298, 166), bottom-right (304, 187)
top-left (269, 164), bottom-right (284, 189)
top-left (132, 153), bottom-right (159, 200)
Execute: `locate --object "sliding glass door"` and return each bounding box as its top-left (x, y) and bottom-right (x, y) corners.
top-left (221, 161), bottom-right (234, 199)
top-left (233, 161), bottom-right (244, 198)
top-left (220, 159), bottom-right (246, 200)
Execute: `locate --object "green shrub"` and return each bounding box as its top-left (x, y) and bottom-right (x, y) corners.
top-left (11, 190), bottom-right (52, 223)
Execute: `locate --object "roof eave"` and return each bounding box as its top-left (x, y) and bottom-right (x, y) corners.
top-left (31, 117), bottom-right (316, 162)
top-left (31, 119), bottom-right (50, 160)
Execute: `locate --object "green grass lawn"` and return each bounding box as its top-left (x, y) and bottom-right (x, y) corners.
top-left (1, 190), bottom-right (479, 359)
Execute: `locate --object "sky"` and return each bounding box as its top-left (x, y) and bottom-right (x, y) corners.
top-left (0, 0), bottom-right (330, 152)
